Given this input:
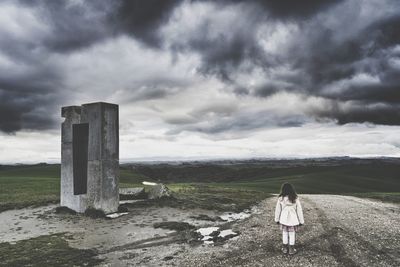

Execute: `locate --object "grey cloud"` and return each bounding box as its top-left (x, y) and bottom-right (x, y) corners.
top-left (15, 0), bottom-right (182, 52)
top-left (164, 103), bottom-right (238, 127)
top-left (112, 0), bottom-right (182, 47)
top-left (16, 0), bottom-right (114, 53)
top-left (0, 88), bottom-right (60, 133)
top-left (229, 0), bottom-right (345, 19)
top-left (166, 110), bottom-right (307, 135)
top-left (0, 40), bottom-right (63, 133)
top-left (118, 77), bottom-right (192, 103)
top-left (309, 101), bottom-right (400, 126)
top-left (0, 0), bottom-right (182, 133)
top-left (165, 102), bottom-right (307, 135)
top-left (0, 0), bottom-right (113, 132)
top-left (174, 3), bottom-right (267, 82)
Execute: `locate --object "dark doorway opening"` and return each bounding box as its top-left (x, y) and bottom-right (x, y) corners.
top-left (73, 123), bottom-right (89, 195)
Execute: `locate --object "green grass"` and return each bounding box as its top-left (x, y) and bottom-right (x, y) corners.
top-left (0, 165), bottom-right (60, 212)
top-left (0, 165), bottom-right (154, 212)
top-left (171, 183), bottom-right (271, 211)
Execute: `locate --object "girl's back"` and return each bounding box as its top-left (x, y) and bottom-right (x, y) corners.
top-left (274, 183), bottom-right (304, 255)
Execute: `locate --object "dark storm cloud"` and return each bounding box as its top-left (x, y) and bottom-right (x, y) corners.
top-left (0, 0), bottom-right (181, 133)
top-left (164, 0), bottom-right (400, 126)
top-left (229, 0), bottom-right (344, 19)
top-left (309, 102), bottom-right (400, 126)
top-left (295, 14), bottom-right (400, 124)
top-left (169, 0), bottom-right (346, 82)
top-left (15, 0), bottom-right (182, 52)
top-left (166, 109), bottom-right (307, 135)
top-left (112, 0), bottom-right (182, 47)
top-left (0, 88), bottom-right (60, 133)
top-left (166, 1), bottom-right (268, 82)
top-left (0, 52), bottom-right (63, 133)
top-left (0, 0), bottom-right (116, 133)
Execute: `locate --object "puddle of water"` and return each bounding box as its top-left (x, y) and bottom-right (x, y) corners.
top-left (219, 212), bottom-right (251, 222)
top-left (196, 227), bottom-right (238, 244)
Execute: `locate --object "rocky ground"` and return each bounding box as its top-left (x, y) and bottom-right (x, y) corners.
top-left (170, 195), bottom-right (400, 267)
top-left (0, 195), bottom-right (399, 266)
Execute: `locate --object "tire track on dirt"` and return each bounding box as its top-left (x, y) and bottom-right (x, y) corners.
top-left (339, 196), bottom-right (400, 220)
top-left (179, 196), bottom-right (340, 267)
top-left (302, 197), bottom-right (359, 267)
top-left (303, 196), bottom-right (398, 267)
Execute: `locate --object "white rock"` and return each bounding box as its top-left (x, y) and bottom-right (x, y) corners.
top-left (148, 184), bottom-right (172, 199)
top-left (106, 212), bottom-right (128, 219)
top-left (196, 227), bottom-right (219, 236)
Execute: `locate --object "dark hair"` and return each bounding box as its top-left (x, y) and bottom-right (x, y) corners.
top-left (279, 183), bottom-right (297, 203)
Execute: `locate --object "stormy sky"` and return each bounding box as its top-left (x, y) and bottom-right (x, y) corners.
top-left (0, 0), bottom-right (399, 163)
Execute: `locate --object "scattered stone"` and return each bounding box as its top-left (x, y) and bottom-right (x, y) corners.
top-left (153, 221), bottom-right (195, 231)
top-left (119, 187), bottom-right (147, 200)
top-left (163, 256), bottom-right (174, 261)
top-left (148, 184), bottom-right (172, 199)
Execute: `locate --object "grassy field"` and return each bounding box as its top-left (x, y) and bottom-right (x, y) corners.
top-left (0, 159), bottom-right (399, 212)
top-left (0, 164), bottom-right (153, 212)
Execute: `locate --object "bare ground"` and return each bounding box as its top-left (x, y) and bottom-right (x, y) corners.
top-left (1, 195), bottom-right (399, 266)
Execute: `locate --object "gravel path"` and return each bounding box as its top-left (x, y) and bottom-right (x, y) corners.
top-left (171, 195), bottom-right (400, 267)
top-left (3, 195), bottom-right (398, 266)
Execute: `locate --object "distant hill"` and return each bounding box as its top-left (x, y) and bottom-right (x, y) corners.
top-left (1, 157), bottom-right (399, 194)
top-left (120, 157), bottom-right (400, 193)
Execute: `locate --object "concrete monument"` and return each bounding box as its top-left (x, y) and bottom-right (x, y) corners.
top-left (61, 102), bottom-right (119, 213)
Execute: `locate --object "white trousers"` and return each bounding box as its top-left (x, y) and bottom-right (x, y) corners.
top-left (282, 230), bottom-right (295, 245)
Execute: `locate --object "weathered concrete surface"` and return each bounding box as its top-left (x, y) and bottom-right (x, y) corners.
top-left (61, 102), bottom-right (119, 214)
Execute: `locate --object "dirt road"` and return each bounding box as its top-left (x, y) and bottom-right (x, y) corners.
top-left (171, 195), bottom-right (400, 267)
top-left (1, 195), bottom-right (399, 266)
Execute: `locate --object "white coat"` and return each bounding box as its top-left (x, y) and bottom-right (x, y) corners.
top-left (274, 196), bottom-right (304, 226)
